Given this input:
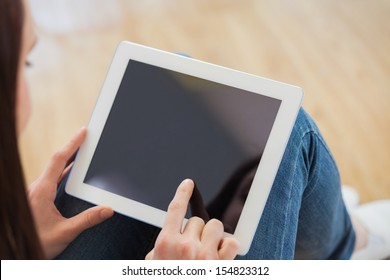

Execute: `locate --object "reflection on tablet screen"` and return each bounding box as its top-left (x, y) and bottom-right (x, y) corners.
top-left (84, 59), bottom-right (281, 233)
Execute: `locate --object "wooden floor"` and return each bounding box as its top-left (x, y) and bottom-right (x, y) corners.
top-left (21, 0), bottom-right (390, 202)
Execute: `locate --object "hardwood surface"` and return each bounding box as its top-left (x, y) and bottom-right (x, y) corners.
top-left (21, 0), bottom-right (390, 202)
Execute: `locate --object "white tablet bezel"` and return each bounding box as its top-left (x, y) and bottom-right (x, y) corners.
top-left (65, 41), bottom-right (303, 255)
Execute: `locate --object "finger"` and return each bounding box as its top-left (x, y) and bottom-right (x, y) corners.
top-left (218, 237), bottom-right (240, 260)
top-left (58, 148), bottom-right (79, 184)
top-left (42, 127), bottom-right (86, 186)
top-left (64, 205), bottom-right (113, 240)
top-left (200, 219), bottom-right (224, 250)
top-left (163, 179), bottom-right (194, 234)
top-left (58, 162), bottom-right (73, 185)
top-left (145, 249), bottom-right (154, 260)
top-left (57, 150), bottom-right (77, 184)
top-left (182, 216), bottom-right (205, 239)
top-left (64, 150), bottom-right (78, 169)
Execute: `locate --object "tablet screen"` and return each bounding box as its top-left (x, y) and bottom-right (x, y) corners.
top-left (84, 59), bottom-right (281, 233)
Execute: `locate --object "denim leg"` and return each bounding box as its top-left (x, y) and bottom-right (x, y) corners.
top-left (238, 108), bottom-right (355, 259)
top-left (54, 180), bottom-right (160, 260)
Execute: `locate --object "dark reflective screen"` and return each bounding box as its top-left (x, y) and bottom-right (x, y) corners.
top-left (84, 60), bottom-right (281, 233)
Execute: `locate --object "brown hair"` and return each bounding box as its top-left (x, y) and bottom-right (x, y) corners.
top-left (0, 0), bottom-right (44, 259)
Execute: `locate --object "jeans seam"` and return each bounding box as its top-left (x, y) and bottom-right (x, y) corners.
top-left (280, 134), bottom-right (303, 259)
top-left (281, 127), bottom-right (317, 258)
top-left (301, 129), bottom-right (340, 201)
top-left (282, 170), bottom-right (299, 259)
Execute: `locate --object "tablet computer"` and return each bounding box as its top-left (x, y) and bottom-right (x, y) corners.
top-left (65, 41), bottom-right (303, 255)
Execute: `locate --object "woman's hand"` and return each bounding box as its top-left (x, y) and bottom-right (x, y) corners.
top-left (28, 128), bottom-right (114, 259)
top-left (146, 179), bottom-right (239, 260)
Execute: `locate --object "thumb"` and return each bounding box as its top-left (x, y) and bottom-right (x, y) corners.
top-left (65, 206), bottom-right (114, 239)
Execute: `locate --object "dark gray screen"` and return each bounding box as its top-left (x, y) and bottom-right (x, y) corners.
top-left (84, 60), bottom-right (281, 233)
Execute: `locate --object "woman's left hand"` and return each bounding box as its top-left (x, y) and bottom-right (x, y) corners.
top-left (28, 128), bottom-right (114, 259)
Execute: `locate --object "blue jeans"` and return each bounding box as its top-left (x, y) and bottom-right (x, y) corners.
top-left (55, 108), bottom-right (355, 259)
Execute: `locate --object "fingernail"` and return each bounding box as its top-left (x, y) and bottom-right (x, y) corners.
top-left (182, 179), bottom-right (193, 185)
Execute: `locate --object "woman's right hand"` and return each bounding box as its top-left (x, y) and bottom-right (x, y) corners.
top-left (146, 179), bottom-right (239, 260)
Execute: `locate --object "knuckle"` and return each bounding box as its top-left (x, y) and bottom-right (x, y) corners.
top-left (189, 216), bottom-right (205, 226)
top-left (154, 235), bottom-right (173, 252)
top-left (84, 211), bottom-right (96, 227)
top-left (197, 249), bottom-right (216, 260)
top-left (177, 240), bottom-right (195, 259)
top-left (191, 216), bottom-right (205, 223)
top-left (52, 150), bottom-right (66, 163)
top-left (154, 235), bottom-right (198, 259)
top-left (226, 237), bottom-right (240, 250)
top-left (27, 187), bottom-right (38, 202)
top-left (168, 200), bottom-right (185, 212)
